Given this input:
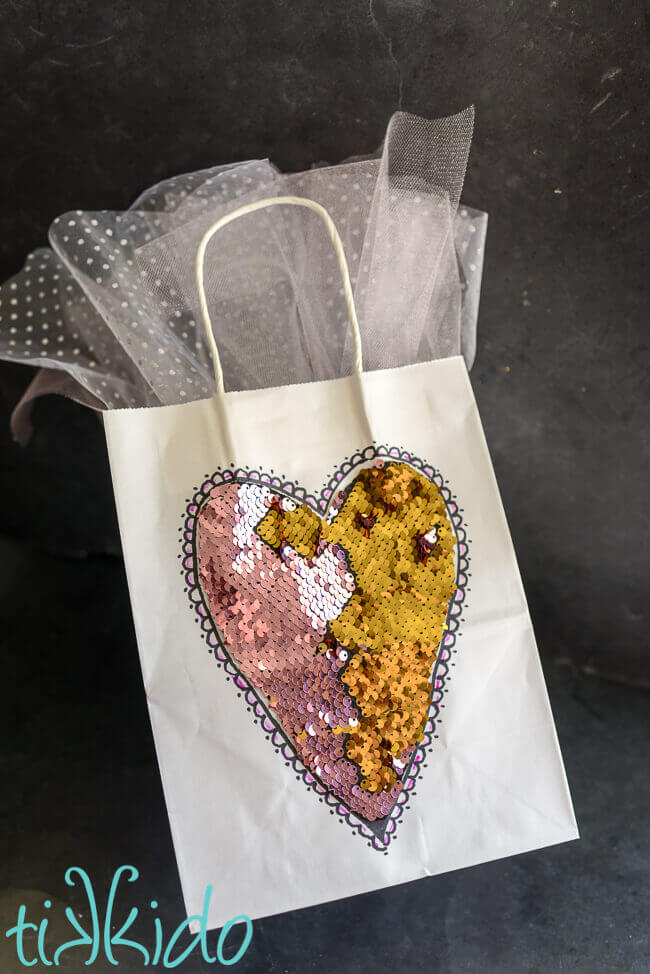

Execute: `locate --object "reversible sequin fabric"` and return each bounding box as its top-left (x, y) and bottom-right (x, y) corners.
top-left (196, 460), bottom-right (456, 823)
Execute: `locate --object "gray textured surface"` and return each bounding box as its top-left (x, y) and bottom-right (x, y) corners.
top-left (1, 0), bottom-right (647, 682)
top-left (0, 1), bottom-right (648, 969)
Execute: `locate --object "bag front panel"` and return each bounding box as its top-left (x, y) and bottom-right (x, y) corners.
top-left (104, 355), bottom-right (577, 929)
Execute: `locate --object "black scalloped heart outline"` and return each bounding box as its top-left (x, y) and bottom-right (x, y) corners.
top-left (180, 445), bottom-right (469, 853)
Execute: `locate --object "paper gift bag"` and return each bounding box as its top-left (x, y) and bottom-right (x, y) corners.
top-left (104, 197), bottom-right (577, 931)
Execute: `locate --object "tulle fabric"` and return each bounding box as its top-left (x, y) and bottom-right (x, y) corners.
top-left (0, 108), bottom-right (486, 436)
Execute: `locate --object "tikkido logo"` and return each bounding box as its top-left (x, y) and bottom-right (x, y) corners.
top-left (5, 866), bottom-right (253, 968)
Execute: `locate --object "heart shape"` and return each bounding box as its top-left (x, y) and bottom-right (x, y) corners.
top-left (181, 446), bottom-right (468, 851)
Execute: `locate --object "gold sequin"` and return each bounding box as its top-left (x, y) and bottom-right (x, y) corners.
top-left (256, 462), bottom-right (456, 792)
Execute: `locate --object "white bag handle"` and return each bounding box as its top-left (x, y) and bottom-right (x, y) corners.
top-left (195, 196), bottom-right (364, 394)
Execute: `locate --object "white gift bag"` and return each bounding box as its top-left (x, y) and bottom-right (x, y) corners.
top-left (104, 197), bottom-right (577, 931)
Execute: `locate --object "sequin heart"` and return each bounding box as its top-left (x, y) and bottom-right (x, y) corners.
top-left (182, 446), bottom-right (468, 851)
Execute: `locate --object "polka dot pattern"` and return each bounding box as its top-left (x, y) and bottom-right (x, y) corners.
top-left (0, 113), bottom-right (486, 408)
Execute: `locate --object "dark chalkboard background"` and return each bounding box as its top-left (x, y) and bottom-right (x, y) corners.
top-left (1, 2), bottom-right (648, 971)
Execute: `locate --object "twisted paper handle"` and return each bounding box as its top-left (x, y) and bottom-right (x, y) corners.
top-left (195, 196), bottom-right (364, 393)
